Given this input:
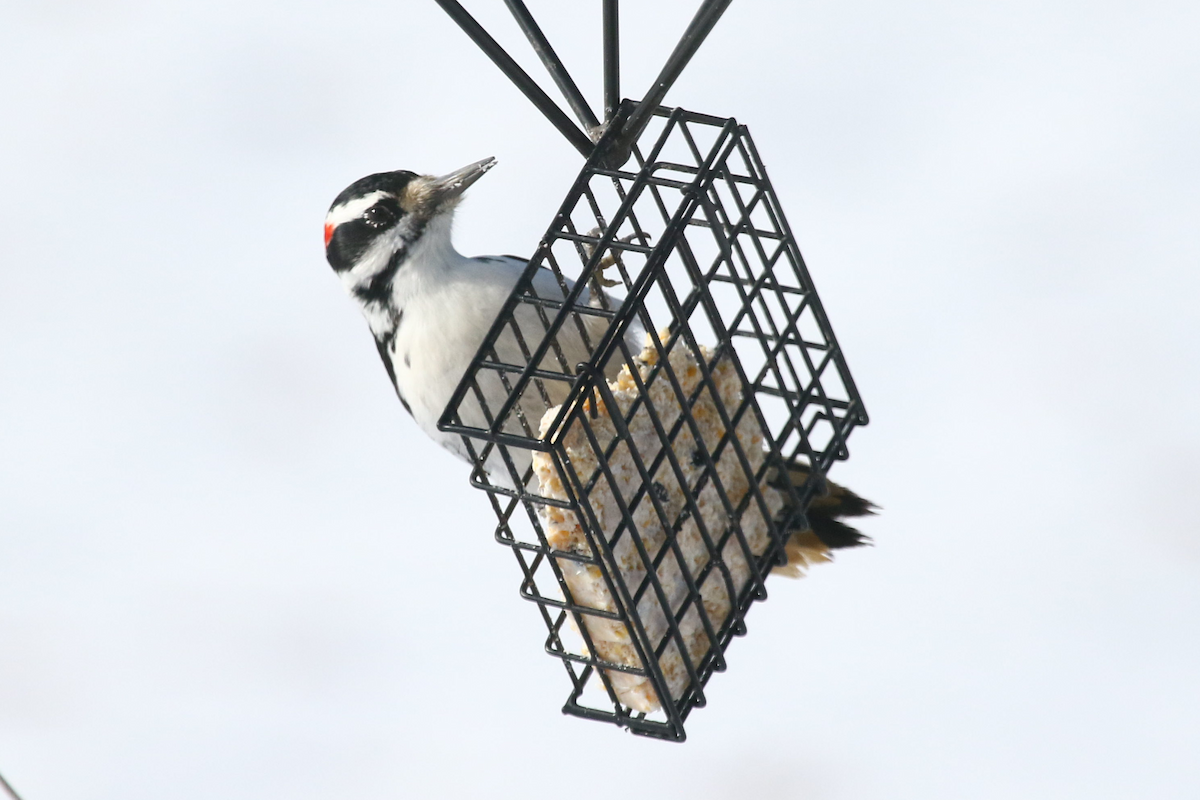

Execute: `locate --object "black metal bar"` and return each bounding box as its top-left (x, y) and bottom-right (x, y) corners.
top-left (603, 0), bottom-right (620, 121)
top-left (602, 0), bottom-right (733, 166)
top-left (503, 0), bottom-right (603, 135)
top-left (433, 0), bottom-right (595, 158)
top-left (740, 129), bottom-right (870, 430)
top-left (0, 771), bottom-right (23, 800)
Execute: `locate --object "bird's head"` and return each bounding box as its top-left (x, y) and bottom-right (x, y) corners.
top-left (323, 157), bottom-right (496, 303)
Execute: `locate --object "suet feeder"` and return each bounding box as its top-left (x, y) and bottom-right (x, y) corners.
top-left (435, 0), bottom-right (867, 741)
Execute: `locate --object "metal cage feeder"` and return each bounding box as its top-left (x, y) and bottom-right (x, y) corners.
top-left (435, 0), bottom-right (868, 741)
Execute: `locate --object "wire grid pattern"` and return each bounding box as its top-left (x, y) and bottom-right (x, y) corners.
top-left (439, 104), bottom-right (867, 740)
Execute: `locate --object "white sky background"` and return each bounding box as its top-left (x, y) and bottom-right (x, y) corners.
top-left (1, 0), bottom-right (1198, 797)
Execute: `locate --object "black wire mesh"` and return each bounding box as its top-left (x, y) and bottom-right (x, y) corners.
top-left (439, 102), bottom-right (868, 741)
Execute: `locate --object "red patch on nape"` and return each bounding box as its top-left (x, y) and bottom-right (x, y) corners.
top-left (323, 222), bottom-right (334, 247)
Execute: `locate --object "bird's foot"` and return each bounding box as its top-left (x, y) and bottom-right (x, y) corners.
top-left (583, 227), bottom-right (653, 287)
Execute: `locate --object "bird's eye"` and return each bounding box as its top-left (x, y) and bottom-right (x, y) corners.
top-left (363, 204), bottom-right (398, 229)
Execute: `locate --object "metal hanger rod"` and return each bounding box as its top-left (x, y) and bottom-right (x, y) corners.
top-left (503, 0), bottom-right (602, 134)
top-left (612, 0), bottom-right (733, 157)
top-left (434, 0), bottom-right (595, 157)
top-left (434, 0), bottom-right (734, 164)
top-left (603, 0), bottom-right (620, 122)
top-left (0, 770), bottom-right (23, 800)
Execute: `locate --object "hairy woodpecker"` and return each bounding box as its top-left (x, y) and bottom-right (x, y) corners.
top-left (322, 159), bottom-right (874, 544)
top-left (323, 157), bottom-right (621, 485)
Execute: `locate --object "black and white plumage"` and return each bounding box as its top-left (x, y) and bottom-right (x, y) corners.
top-left (323, 158), bottom-right (620, 483)
top-left (322, 158), bottom-right (874, 545)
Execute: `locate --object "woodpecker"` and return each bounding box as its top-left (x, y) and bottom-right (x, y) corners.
top-left (322, 159), bottom-right (874, 545)
top-left (323, 157), bottom-right (622, 486)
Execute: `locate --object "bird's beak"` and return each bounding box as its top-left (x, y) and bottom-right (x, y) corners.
top-left (428, 157), bottom-right (497, 209)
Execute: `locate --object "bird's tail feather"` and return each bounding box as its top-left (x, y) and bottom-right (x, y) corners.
top-left (769, 462), bottom-right (877, 578)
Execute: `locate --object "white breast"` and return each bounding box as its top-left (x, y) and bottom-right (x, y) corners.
top-left (389, 253), bottom-right (611, 488)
